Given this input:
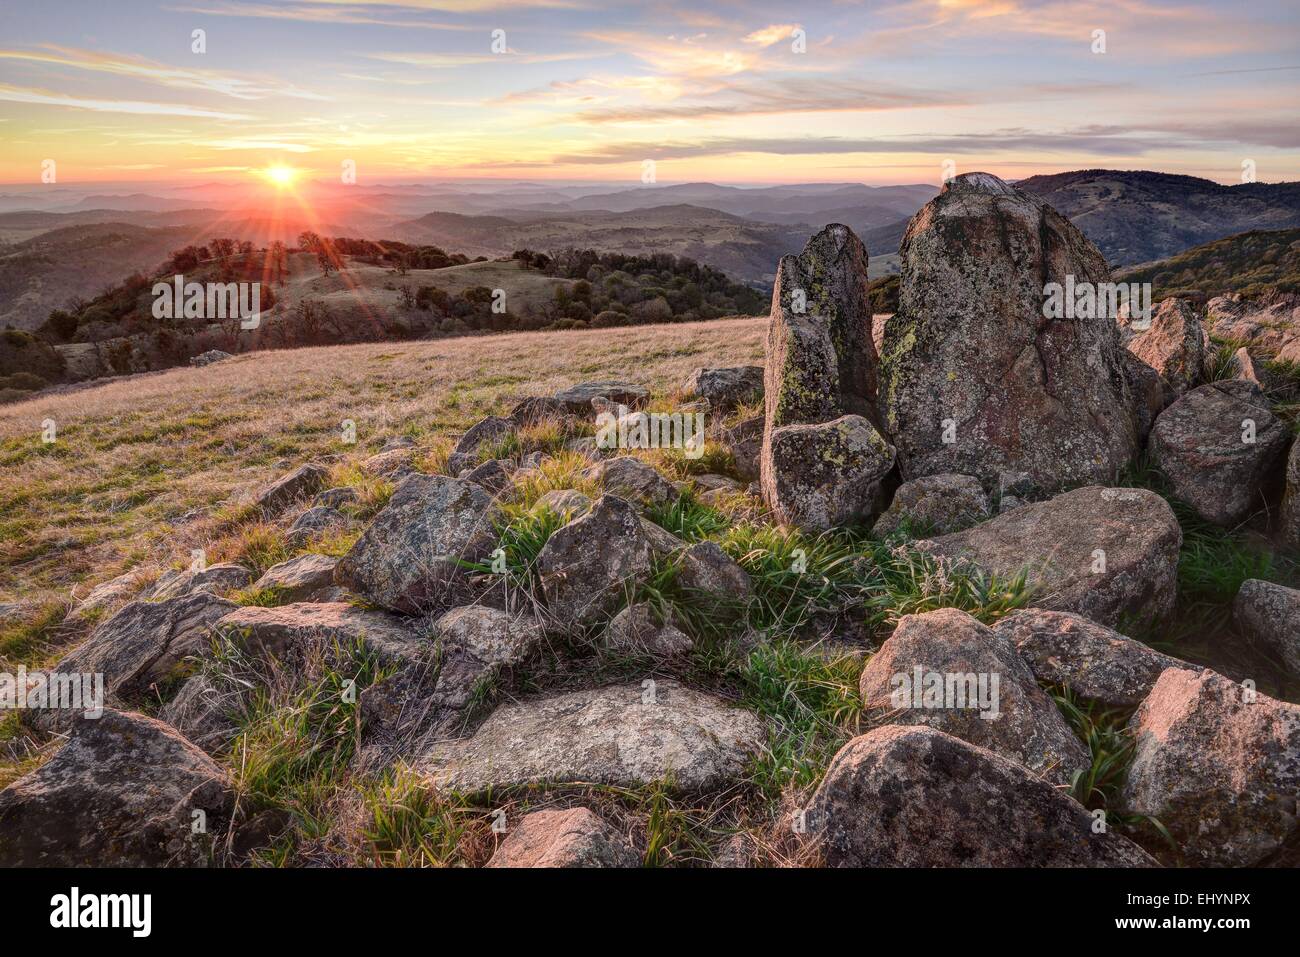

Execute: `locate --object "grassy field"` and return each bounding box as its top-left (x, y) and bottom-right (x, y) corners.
top-left (0, 315), bottom-right (766, 608)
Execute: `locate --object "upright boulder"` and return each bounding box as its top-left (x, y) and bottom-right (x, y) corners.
top-left (878, 172), bottom-right (1137, 489)
top-left (1125, 297), bottom-right (1210, 398)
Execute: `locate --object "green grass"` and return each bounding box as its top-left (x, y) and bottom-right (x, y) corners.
top-left (645, 489), bottom-right (730, 542)
top-left (0, 599), bottom-right (69, 667)
top-left (359, 767), bottom-right (484, 867)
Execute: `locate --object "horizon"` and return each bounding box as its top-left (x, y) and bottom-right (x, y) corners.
top-left (1, 0), bottom-right (1297, 188)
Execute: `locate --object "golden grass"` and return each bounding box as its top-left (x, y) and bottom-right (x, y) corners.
top-left (0, 317), bottom-right (765, 605)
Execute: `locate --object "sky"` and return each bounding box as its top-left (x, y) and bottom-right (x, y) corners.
top-left (0, 0), bottom-right (1296, 187)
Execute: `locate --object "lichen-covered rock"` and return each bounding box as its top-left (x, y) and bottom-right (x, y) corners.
top-left (725, 415), bottom-right (764, 482)
top-left (486, 807), bottom-right (639, 868)
top-left (553, 381), bottom-right (648, 415)
top-left (764, 414), bottom-right (895, 530)
top-left (216, 602), bottom-right (430, 668)
top-left (1125, 297), bottom-right (1210, 397)
top-left (250, 554), bottom-right (339, 603)
top-left (334, 474), bottom-right (499, 614)
top-left (64, 569), bottom-right (149, 626)
top-left (1122, 350), bottom-right (1173, 444)
top-left (807, 725), bottom-right (1156, 867)
top-left (858, 608), bottom-right (1088, 785)
top-left (422, 680), bottom-right (764, 794)
top-left (675, 540), bottom-right (753, 602)
top-left (148, 563), bottom-right (253, 601)
top-left (447, 415), bottom-right (516, 474)
top-left (683, 366), bottom-right (764, 411)
top-left (919, 486), bottom-right (1181, 628)
top-left (582, 456), bottom-right (678, 508)
top-left (1120, 668), bottom-right (1300, 866)
top-left (1278, 438), bottom-right (1300, 549)
top-left (433, 605), bottom-right (543, 675)
top-left (1233, 579), bottom-right (1300, 677)
top-left (537, 495), bottom-right (653, 626)
top-left (158, 674), bottom-right (239, 755)
top-left (359, 447), bottom-right (417, 477)
top-left (0, 709), bottom-right (234, 866)
top-left (255, 463), bottom-right (329, 515)
top-left (605, 602), bottom-right (693, 657)
top-left (285, 505), bottom-right (349, 548)
top-left (993, 608), bottom-right (1195, 708)
top-left (878, 172), bottom-right (1137, 489)
top-left (1149, 380), bottom-right (1288, 527)
top-left (871, 472), bottom-right (989, 538)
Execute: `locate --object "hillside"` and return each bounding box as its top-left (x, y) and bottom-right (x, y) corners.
top-left (1018, 170), bottom-right (1300, 267)
top-left (1116, 228), bottom-right (1300, 299)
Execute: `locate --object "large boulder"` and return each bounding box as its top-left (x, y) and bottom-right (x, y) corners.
top-left (682, 366), bottom-right (764, 411)
top-left (0, 709), bottom-right (234, 866)
top-left (1232, 579), bottom-right (1300, 677)
top-left (1125, 297), bottom-right (1210, 398)
top-left (537, 495), bottom-right (654, 626)
top-left (993, 609), bottom-right (1195, 708)
top-left (919, 486), bottom-right (1181, 628)
top-left (486, 807), bottom-right (639, 868)
top-left (764, 414), bottom-right (895, 530)
top-left (1120, 668), bottom-right (1300, 866)
top-left (334, 474), bottom-right (499, 614)
top-left (858, 608), bottom-right (1088, 786)
top-left (421, 680), bottom-right (764, 795)
top-left (871, 472), bottom-right (990, 538)
top-left (807, 725), bottom-right (1155, 867)
top-left (878, 172), bottom-right (1137, 489)
top-left (1149, 380), bottom-right (1289, 527)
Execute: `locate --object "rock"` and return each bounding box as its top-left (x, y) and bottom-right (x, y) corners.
top-left (1230, 347), bottom-right (1274, 391)
top-left (255, 463), bottom-right (330, 515)
top-left (1149, 380), bottom-right (1288, 527)
top-left (919, 486), bottom-right (1181, 628)
top-left (691, 474), bottom-right (741, 493)
top-left (334, 474), bottom-right (500, 614)
top-left (39, 593), bottom-right (236, 727)
top-left (1122, 350), bottom-right (1173, 444)
top-left (534, 489), bottom-right (592, 516)
top-left (486, 807), bottom-right (638, 868)
top-left (359, 447), bottom-right (416, 477)
top-left (314, 486), bottom-right (358, 509)
top-left (878, 172), bottom-right (1137, 489)
top-left (1233, 579), bottom-right (1300, 676)
top-left (1125, 297), bottom-right (1210, 397)
top-left (605, 603), bottom-right (693, 657)
top-left (725, 415), bottom-right (764, 482)
top-left (582, 456), bottom-right (678, 508)
top-left (216, 602), bottom-right (430, 669)
top-left (447, 415), bottom-right (515, 473)
top-left (807, 725), bottom-right (1156, 867)
top-left (465, 458), bottom-right (514, 495)
top-left (285, 505), bottom-right (349, 548)
top-left (1278, 439), bottom-right (1300, 549)
top-left (510, 396), bottom-right (569, 425)
top-left (422, 680), bottom-right (764, 794)
top-left (189, 349), bottom-right (233, 367)
top-left (682, 366), bottom-right (764, 411)
top-left (250, 554), bottom-right (338, 603)
top-left (65, 568), bottom-right (148, 624)
top-left (763, 414), bottom-right (895, 530)
top-left (537, 495), bottom-right (653, 626)
top-left (157, 674), bottom-right (239, 754)
top-left (0, 709), bottom-right (234, 866)
top-left (147, 563), bottom-right (252, 601)
top-left (858, 608), bottom-right (1088, 785)
top-left (993, 609), bottom-right (1195, 708)
top-left (564, 436), bottom-right (599, 457)
top-left (675, 541), bottom-right (753, 602)
top-left (553, 381), bottom-right (648, 415)
top-left (872, 473), bottom-right (989, 538)
top-left (640, 517), bottom-right (686, 556)
top-left (1120, 668), bottom-right (1300, 866)
top-left (433, 604), bottom-right (544, 676)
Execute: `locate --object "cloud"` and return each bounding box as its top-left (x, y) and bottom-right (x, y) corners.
top-left (743, 24), bottom-right (800, 48)
top-left (366, 49), bottom-right (611, 68)
top-left (0, 84), bottom-right (253, 119)
top-left (199, 139), bottom-right (317, 152)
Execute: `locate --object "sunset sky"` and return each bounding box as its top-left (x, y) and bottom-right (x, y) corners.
top-left (0, 0), bottom-right (1296, 186)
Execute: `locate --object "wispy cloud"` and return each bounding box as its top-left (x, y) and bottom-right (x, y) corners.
top-left (0, 83), bottom-right (253, 119)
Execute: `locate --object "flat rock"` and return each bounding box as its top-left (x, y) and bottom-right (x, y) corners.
top-left (148, 563), bottom-right (253, 601)
top-left (553, 381), bottom-right (649, 414)
top-left (1120, 668), bottom-right (1300, 866)
top-left (807, 725), bottom-right (1156, 867)
top-left (918, 486), bottom-right (1181, 628)
top-left (422, 680), bottom-right (764, 794)
top-left (486, 807), bottom-right (639, 868)
top-left (993, 608), bottom-right (1195, 708)
top-left (858, 608), bottom-right (1088, 786)
top-left (251, 554), bottom-right (339, 602)
top-left (0, 709), bottom-right (234, 866)
top-left (216, 602), bottom-right (430, 668)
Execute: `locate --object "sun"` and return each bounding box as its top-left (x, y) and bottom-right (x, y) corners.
top-left (259, 164), bottom-right (300, 188)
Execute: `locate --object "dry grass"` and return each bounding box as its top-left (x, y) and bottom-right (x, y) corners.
top-left (0, 317), bottom-right (765, 606)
